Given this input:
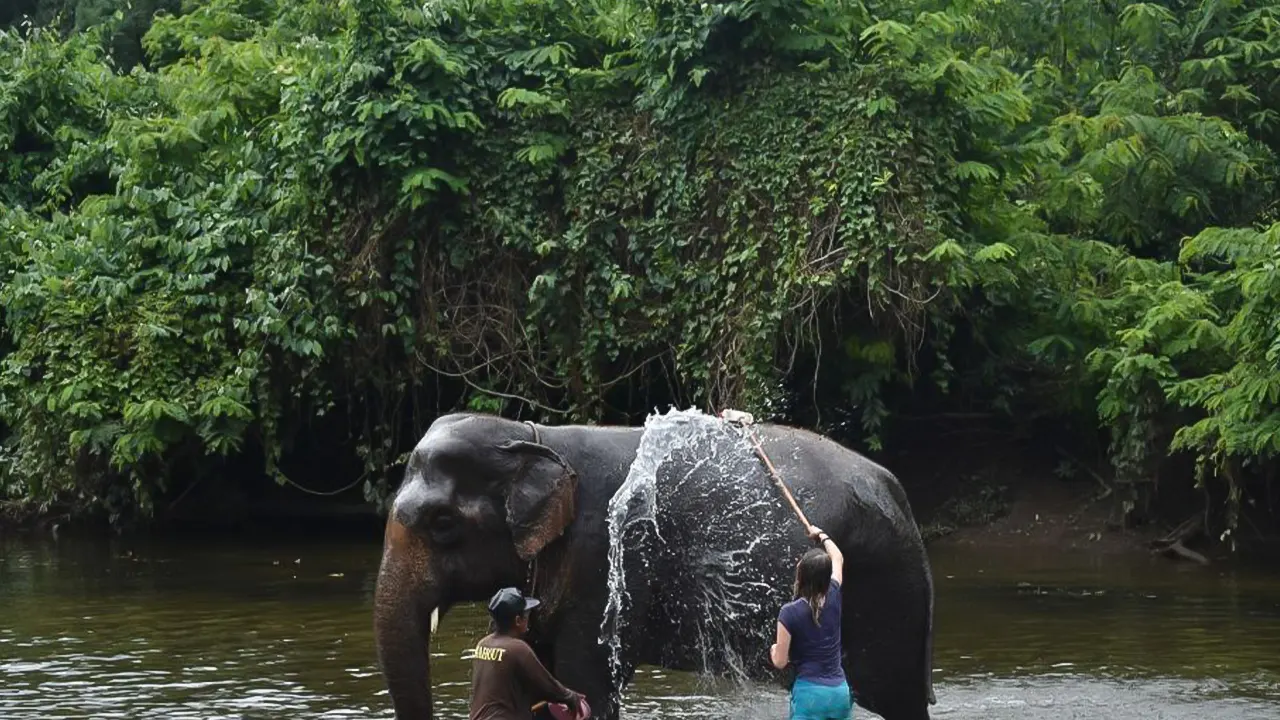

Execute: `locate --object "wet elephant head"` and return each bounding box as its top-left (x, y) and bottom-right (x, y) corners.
top-left (373, 414), bottom-right (578, 719)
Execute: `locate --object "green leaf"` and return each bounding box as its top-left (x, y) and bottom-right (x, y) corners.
top-left (973, 242), bottom-right (1017, 263)
top-left (922, 239), bottom-right (968, 263)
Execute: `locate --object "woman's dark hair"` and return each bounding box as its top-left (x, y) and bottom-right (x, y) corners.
top-left (792, 548), bottom-right (832, 625)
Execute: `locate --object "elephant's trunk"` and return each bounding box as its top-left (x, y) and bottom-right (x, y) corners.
top-left (374, 515), bottom-right (439, 720)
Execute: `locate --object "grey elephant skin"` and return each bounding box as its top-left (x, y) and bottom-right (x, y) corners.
top-left (373, 412), bottom-right (936, 720)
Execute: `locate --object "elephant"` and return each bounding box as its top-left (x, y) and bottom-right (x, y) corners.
top-left (374, 410), bottom-right (936, 720)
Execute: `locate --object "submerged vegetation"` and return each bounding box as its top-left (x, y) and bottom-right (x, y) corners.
top-left (3, 0), bottom-right (1280, 545)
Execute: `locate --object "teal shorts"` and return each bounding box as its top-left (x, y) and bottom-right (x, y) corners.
top-left (789, 678), bottom-right (853, 720)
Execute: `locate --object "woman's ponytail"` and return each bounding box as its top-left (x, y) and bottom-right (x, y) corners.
top-left (806, 589), bottom-right (825, 625)
top-left (792, 548), bottom-right (833, 625)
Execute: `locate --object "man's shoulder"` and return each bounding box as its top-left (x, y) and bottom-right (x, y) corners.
top-left (484, 634), bottom-right (533, 653)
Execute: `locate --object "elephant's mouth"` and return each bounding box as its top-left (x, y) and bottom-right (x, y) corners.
top-left (426, 507), bottom-right (464, 546)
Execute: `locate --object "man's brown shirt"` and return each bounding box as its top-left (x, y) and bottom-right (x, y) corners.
top-left (469, 633), bottom-right (576, 720)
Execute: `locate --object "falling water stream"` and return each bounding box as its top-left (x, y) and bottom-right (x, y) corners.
top-left (597, 408), bottom-right (698, 681)
top-left (598, 407), bottom-right (804, 700)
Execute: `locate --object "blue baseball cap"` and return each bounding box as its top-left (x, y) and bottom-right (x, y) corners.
top-left (487, 587), bottom-right (540, 624)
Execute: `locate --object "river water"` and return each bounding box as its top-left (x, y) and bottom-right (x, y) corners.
top-left (2, 530), bottom-right (1278, 719)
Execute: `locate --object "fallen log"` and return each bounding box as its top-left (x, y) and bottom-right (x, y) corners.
top-left (1148, 514), bottom-right (1209, 565)
top-left (1153, 540), bottom-right (1210, 565)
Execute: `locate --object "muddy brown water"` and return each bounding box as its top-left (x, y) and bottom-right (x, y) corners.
top-left (2, 531), bottom-right (1278, 719)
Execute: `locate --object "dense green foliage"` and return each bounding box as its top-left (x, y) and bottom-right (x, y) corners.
top-left (3, 0), bottom-right (1280, 543)
top-left (1, 0), bottom-right (181, 69)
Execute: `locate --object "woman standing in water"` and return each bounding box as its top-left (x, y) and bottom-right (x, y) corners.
top-left (770, 525), bottom-right (851, 720)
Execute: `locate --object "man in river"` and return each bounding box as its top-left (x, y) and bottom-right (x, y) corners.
top-left (469, 587), bottom-right (588, 720)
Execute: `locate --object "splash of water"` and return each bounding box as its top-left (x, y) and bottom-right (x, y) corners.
top-left (656, 421), bottom-right (793, 684)
top-left (598, 408), bottom-right (720, 683)
top-left (598, 407), bottom-right (800, 698)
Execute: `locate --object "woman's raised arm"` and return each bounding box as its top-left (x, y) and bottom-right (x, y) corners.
top-left (808, 525), bottom-right (843, 586)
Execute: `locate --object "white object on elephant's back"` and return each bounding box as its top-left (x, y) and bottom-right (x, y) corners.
top-left (718, 408), bottom-right (755, 426)
top-left (598, 407), bottom-right (797, 702)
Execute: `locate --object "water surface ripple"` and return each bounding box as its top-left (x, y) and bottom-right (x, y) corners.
top-left (2, 532), bottom-right (1278, 718)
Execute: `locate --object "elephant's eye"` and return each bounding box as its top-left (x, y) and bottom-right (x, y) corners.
top-left (427, 507), bottom-right (463, 543)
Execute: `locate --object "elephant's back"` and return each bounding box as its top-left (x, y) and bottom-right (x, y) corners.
top-left (753, 426), bottom-right (921, 542)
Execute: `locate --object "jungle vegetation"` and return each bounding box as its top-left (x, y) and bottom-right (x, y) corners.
top-left (3, 0), bottom-right (1280, 547)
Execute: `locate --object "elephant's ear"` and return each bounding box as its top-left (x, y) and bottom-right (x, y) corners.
top-left (497, 440), bottom-right (578, 562)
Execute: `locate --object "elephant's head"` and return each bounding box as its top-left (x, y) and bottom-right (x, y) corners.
top-left (373, 413), bottom-right (579, 719)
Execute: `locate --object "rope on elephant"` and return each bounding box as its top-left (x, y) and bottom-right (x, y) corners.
top-left (718, 409), bottom-right (813, 530)
top-left (278, 471), bottom-right (368, 497)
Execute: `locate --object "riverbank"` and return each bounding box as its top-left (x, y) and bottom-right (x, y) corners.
top-left (883, 426), bottom-right (1280, 565)
top-left (2, 424), bottom-right (1264, 566)
top-left (880, 424), bottom-right (1202, 562)
top-left (0, 481), bottom-right (1179, 565)
top-left (928, 474), bottom-right (1155, 553)
top-left (0, 495), bottom-right (382, 539)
